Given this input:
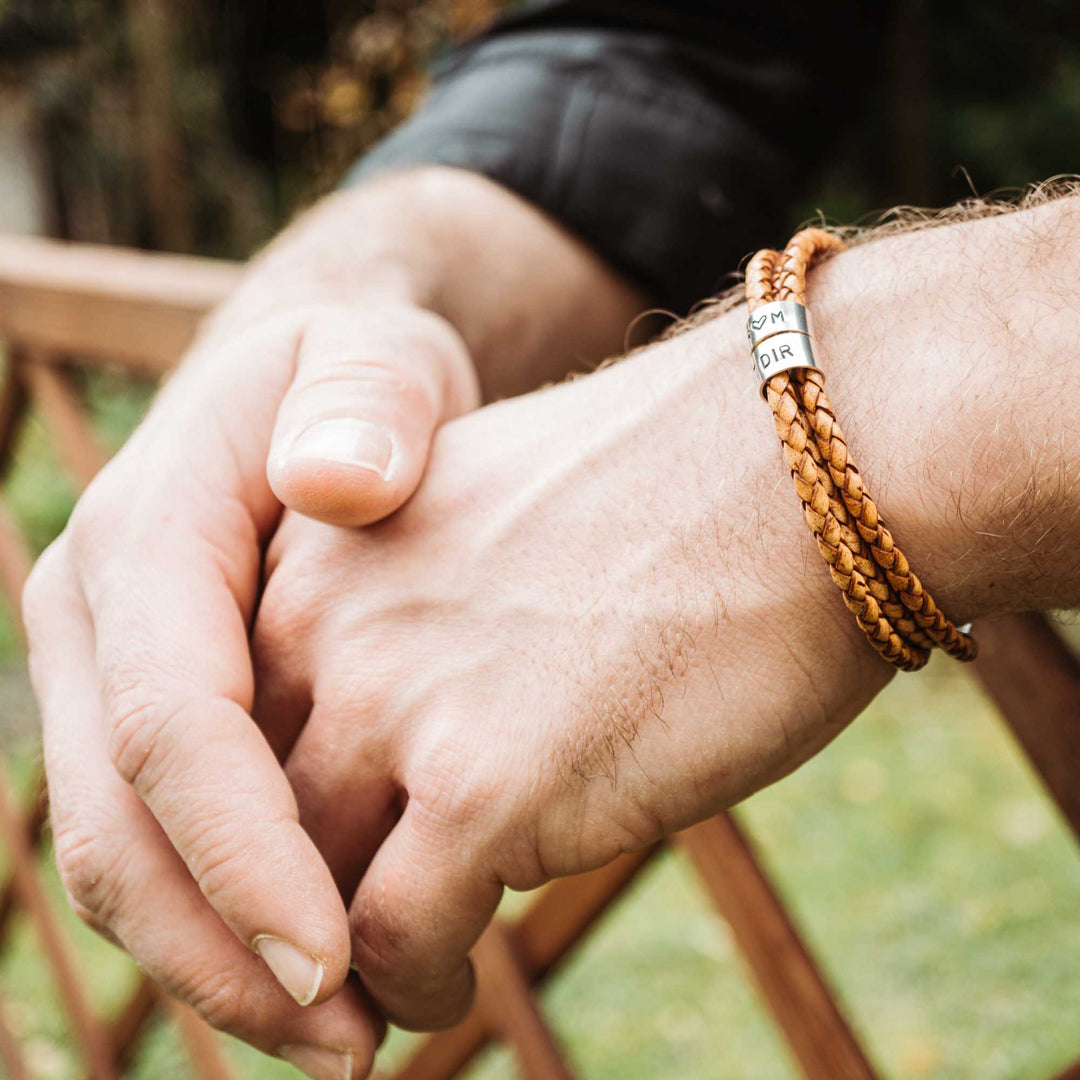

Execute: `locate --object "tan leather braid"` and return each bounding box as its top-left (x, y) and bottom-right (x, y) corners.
top-left (773, 234), bottom-right (936, 651)
top-left (746, 227), bottom-right (976, 669)
top-left (748, 245), bottom-right (928, 670)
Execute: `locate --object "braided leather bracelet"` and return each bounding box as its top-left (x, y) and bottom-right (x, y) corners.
top-left (745, 228), bottom-right (976, 671)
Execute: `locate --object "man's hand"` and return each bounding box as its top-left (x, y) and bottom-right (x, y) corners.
top-left (23, 167), bottom-right (644, 1072)
top-left (251, 194), bottom-right (1080, 1036)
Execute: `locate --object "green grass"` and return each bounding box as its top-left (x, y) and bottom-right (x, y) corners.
top-left (0, 379), bottom-right (1076, 1079)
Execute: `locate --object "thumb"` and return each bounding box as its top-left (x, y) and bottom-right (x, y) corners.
top-left (267, 302), bottom-right (479, 526)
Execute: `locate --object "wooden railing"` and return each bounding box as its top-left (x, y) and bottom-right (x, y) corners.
top-left (0, 234), bottom-right (1075, 1079)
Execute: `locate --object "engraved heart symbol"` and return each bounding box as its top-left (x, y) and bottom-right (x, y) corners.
top-left (750, 315), bottom-right (768, 331)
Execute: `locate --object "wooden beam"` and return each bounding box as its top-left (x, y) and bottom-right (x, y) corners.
top-left (0, 499), bottom-right (34, 636)
top-left (1052, 1057), bottom-right (1080, 1080)
top-left (168, 999), bottom-right (234, 1080)
top-left (21, 356), bottom-right (108, 490)
top-left (0, 759), bottom-right (116, 1079)
top-left (0, 994), bottom-right (30, 1080)
top-left (0, 235), bottom-right (240, 374)
top-left (108, 978), bottom-right (159, 1075)
top-left (0, 774), bottom-right (46, 937)
top-left (971, 612), bottom-right (1080, 840)
top-left (0, 356), bottom-right (28, 482)
top-left (680, 813), bottom-right (877, 1080)
top-left (394, 848), bottom-right (657, 1080)
top-left (0, 768), bottom-right (158, 1080)
top-left (473, 921), bottom-right (574, 1080)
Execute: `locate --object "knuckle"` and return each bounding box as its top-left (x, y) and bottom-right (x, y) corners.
top-left (66, 467), bottom-right (145, 573)
top-left (22, 541), bottom-right (68, 637)
top-left (183, 968), bottom-right (250, 1033)
top-left (105, 682), bottom-right (188, 792)
top-left (350, 887), bottom-right (473, 1029)
top-left (349, 892), bottom-right (409, 977)
top-left (252, 574), bottom-right (320, 662)
top-left (182, 814), bottom-right (287, 900)
top-left (357, 357), bottom-right (435, 414)
top-left (392, 303), bottom-right (471, 374)
top-left (64, 894), bottom-right (107, 935)
top-left (293, 302), bottom-right (463, 400)
top-left (52, 822), bottom-right (123, 925)
top-left (65, 490), bottom-right (111, 565)
top-left (408, 733), bottom-right (513, 835)
top-left (180, 963), bottom-right (290, 1041)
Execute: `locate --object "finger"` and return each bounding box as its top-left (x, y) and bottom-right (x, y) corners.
top-left (251, 524), bottom-right (400, 892)
top-left (251, 600), bottom-right (314, 764)
top-left (70, 522), bottom-right (354, 1008)
top-left (283, 702), bottom-right (402, 897)
top-left (26, 568), bottom-right (382, 1077)
top-left (348, 799), bottom-right (503, 1031)
top-left (50, 315), bottom-right (369, 1011)
top-left (266, 303), bottom-right (479, 527)
top-left (250, 520), bottom-right (323, 762)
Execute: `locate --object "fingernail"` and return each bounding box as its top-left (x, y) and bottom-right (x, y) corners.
top-left (284, 418), bottom-right (394, 478)
top-left (279, 1044), bottom-right (354, 1080)
top-left (253, 936), bottom-right (324, 1006)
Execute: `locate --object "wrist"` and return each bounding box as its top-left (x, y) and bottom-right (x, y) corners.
top-left (756, 195), bottom-right (1080, 622)
top-left (199, 180), bottom-right (437, 345)
top-left (203, 168), bottom-right (647, 399)
top-left (611, 193), bottom-right (1080, 721)
top-left (372, 168), bottom-right (649, 397)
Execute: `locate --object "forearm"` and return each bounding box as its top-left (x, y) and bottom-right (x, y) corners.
top-left (500, 187), bottom-right (1080, 814)
top-left (571, 191), bottom-right (1080, 646)
top-left (205, 167), bottom-right (647, 400)
top-left (783, 193), bottom-right (1080, 619)
top-left (653, 190), bottom-right (1080, 762)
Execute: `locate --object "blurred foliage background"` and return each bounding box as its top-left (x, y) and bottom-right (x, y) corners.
top-left (0, 0), bottom-right (500, 252)
top-left (0, 0), bottom-right (1078, 1078)
top-left (3, 0), bottom-right (1080, 255)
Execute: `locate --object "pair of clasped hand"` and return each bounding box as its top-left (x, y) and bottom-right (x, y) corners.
top-left (27, 168), bottom-right (1054, 1078)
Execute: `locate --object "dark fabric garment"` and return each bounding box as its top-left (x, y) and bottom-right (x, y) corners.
top-left (344, 2), bottom-right (894, 312)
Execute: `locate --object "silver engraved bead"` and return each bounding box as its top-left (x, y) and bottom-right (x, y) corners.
top-left (751, 331), bottom-right (818, 396)
top-left (746, 301), bottom-right (812, 350)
